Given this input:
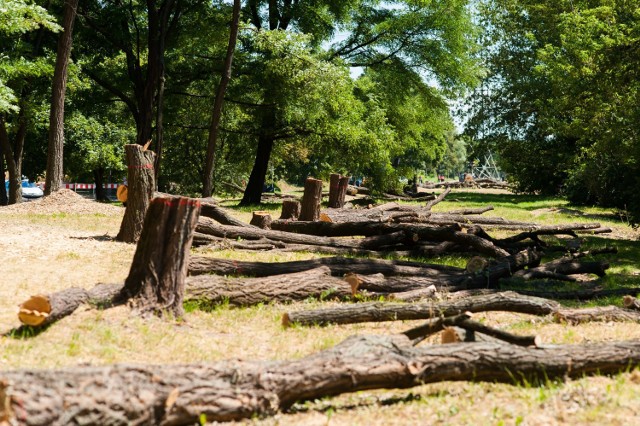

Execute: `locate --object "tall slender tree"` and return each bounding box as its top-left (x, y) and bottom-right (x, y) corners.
top-left (45, 0), bottom-right (79, 195)
top-left (202, 0), bottom-right (241, 198)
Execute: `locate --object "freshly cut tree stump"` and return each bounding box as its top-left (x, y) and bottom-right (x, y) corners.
top-left (280, 199), bottom-right (301, 220)
top-left (3, 335), bottom-right (640, 425)
top-left (299, 177), bottom-right (323, 221)
top-left (120, 196), bottom-right (200, 318)
top-left (250, 211), bottom-right (272, 229)
top-left (116, 144), bottom-right (156, 243)
top-left (186, 266), bottom-right (355, 306)
top-left (328, 174), bottom-right (350, 208)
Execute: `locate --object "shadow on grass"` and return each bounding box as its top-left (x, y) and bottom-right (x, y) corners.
top-left (3, 324), bottom-right (50, 339)
top-left (288, 392), bottom-right (423, 415)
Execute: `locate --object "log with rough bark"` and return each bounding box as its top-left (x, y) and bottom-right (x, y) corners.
top-left (200, 200), bottom-right (251, 228)
top-left (280, 199), bottom-right (301, 220)
top-left (116, 144), bottom-right (156, 243)
top-left (425, 187), bottom-right (451, 210)
top-left (119, 196), bottom-right (200, 318)
top-left (250, 211), bottom-right (272, 229)
top-left (513, 260), bottom-right (610, 279)
top-left (554, 306), bottom-right (640, 324)
top-left (189, 255), bottom-right (463, 277)
top-left (3, 335), bottom-right (639, 425)
top-left (299, 177), bottom-right (323, 221)
top-left (185, 267), bottom-right (355, 306)
top-left (282, 291), bottom-right (560, 327)
top-left (624, 296), bottom-right (640, 311)
top-left (270, 221), bottom-right (510, 258)
top-left (328, 173), bottom-right (350, 208)
top-left (402, 313), bottom-right (540, 347)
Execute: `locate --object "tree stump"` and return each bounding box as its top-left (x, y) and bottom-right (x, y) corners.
top-left (119, 196), bottom-right (200, 318)
top-left (328, 173), bottom-right (340, 208)
top-left (299, 177), bottom-right (323, 221)
top-left (250, 211), bottom-right (272, 229)
top-left (116, 144), bottom-right (156, 243)
top-left (337, 176), bottom-right (350, 207)
top-left (280, 199), bottom-right (301, 220)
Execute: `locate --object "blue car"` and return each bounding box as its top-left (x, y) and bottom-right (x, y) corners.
top-left (4, 178), bottom-right (44, 199)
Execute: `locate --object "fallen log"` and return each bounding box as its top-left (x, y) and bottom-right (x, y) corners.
top-left (185, 267), bottom-right (355, 306)
top-left (282, 291), bottom-right (560, 327)
top-left (4, 335), bottom-right (639, 424)
top-left (189, 255), bottom-right (463, 277)
top-left (554, 306), bottom-right (640, 324)
top-left (513, 260), bottom-right (609, 279)
top-left (425, 187), bottom-right (451, 210)
top-left (200, 201), bottom-right (252, 228)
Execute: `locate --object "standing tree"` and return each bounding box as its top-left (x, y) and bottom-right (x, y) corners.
top-left (45, 0), bottom-right (79, 195)
top-left (202, 0), bottom-right (241, 198)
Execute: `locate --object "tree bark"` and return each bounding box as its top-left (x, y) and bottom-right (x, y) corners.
top-left (116, 145), bottom-right (157, 243)
top-left (44, 0), bottom-right (78, 195)
top-left (202, 0), bottom-right (241, 197)
top-left (240, 109), bottom-right (276, 206)
top-left (249, 211), bottom-right (272, 229)
top-left (0, 110), bottom-right (26, 204)
top-left (93, 167), bottom-right (110, 201)
top-left (299, 177), bottom-right (323, 221)
top-left (282, 291), bottom-right (560, 327)
top-left (328, 173), bottom-right (343, 208)
top-left (119, 196), bottom-right (200, 318)
top-left (199, 200), bottom-right (252, 228)
top-left (186, 266), bottom-right (354, 306)
top-left (189, 255), bottom-right (463, 277)
top-left (279, 199), bottom-right (301, 220)
top-left (4, 336), bottom-right (640, 424)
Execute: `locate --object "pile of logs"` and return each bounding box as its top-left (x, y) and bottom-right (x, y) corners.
top-left (421, 178), bottom-right (510, 190)
top-left (5, 174), bottom-right (640, 425)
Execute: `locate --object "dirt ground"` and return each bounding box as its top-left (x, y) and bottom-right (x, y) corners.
top-left (1, 190), bottom-right (640, 425)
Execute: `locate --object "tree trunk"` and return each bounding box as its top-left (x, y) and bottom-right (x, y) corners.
top-left (4, 336), bottom-right (640, 424)
top-left (279, 199), bottom-right (301, 220)
top-left (186, 266), bottom-right (354, 306)
top-left (93, 167), bottom-right (109, 201)
top-left (44, 0), bottom-right (78, 195)
top-left (240, 108), bottom-right (276, 206)
top-left (119, 196), bottom-right (200, 318)
top-left (337, 176), bottom-right (350, 207)
top-left (202, 0), bottom-right (241, 197)
top-left (116, 145), bottom-right (156, 243)
top-left (328, 173), bottom-right (340, 208)
top-left (299, 177), bottom-right (323, 221)
top-left (0, 110), bottom-right (26, 204)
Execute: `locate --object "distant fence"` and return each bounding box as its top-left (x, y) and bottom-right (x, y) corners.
top-left (63, 183), bottom-right (119, 190)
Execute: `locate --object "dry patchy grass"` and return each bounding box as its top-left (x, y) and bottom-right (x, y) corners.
top-left (1, 189), bottom-right (640, 424)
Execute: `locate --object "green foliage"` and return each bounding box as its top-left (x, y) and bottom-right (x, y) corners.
top-left (467, 0), bottom-right (640, 219)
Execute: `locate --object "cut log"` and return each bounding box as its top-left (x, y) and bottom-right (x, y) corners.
top-left (282, 291), bottom-right (560, 327)
top-left (189, 255), bottom-right (463, 277)
top-left (116, 144), bottom-right (156, 243)
top-left (4, 335), bottom-right (638, 424)
top-left (250, 211), bottom-right (272, 229)
top-left (402, 313), bottom-right (540, 347)
top-left (185, 266), bottom-right (354, 306)
top-left (120, 196), bottom-right (200, 318)
top-left (554, 306), bottom-right (640, 324)
top-left (624, 295), bottom-right (640, 311)
top-left (299, 177), bottom-right (323, 221)
top-left (200, 201), bottom-right (251, 228)
top-left (279, 199), bottom-right (301, 220)
top-left (514, 260), bottom-right (610, 279)
top-left (425, 187), bottom-right (451, 210)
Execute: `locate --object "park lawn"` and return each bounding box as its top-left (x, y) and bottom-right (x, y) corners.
top-left (1, 189), bottom-right (640, 425)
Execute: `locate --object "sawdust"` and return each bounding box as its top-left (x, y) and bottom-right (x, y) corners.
top-left (0, 190), bottom-right (123, 216)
